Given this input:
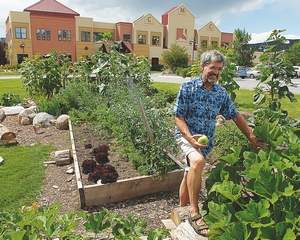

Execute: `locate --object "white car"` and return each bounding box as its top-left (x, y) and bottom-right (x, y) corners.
top-left (246, 69), bottom-right (260, 79)
top-left (293, 66), bottom-right (300, 78)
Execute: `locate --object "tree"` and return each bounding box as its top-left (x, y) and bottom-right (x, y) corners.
top-left (101, 32), bottom-right (113, 41)
top-left (233, 28), bottom-right (253, 66)
top-left (284, 40), bottom-right (300, 65)
top-left (161, 44), bottom-right (188, 72)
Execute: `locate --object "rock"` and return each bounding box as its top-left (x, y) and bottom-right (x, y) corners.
top-left (20, 117), bottom-right (31, 125)
top-left (56, 114), bottom-right (69, 130)
top-left (2, 106), bottom-right (25, 116)
top-left (0, 109), bottom-right (5, 123)
top-left (66, 168), bottom-right (74, 174)
top-left (22, 99), bottom-right (37, 108)
top-left (52, 185), bottom-right (59, 189)
top-left (33, 112), bottom-right (55, 128)
top-left (0, 156), bottom-right (4, 165)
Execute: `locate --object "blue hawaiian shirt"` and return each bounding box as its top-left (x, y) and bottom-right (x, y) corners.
top-left (174, 78), bottom-right (238, 156)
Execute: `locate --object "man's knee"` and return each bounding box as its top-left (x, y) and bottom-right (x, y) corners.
top-left (190, 154), bottom-right (206, 171)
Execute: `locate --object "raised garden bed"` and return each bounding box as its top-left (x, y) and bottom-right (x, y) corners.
top-left (68, 120), bottom-right (184, 208)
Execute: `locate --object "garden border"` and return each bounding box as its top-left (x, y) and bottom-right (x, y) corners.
top-left (68, 120), bottom-right (184, 208)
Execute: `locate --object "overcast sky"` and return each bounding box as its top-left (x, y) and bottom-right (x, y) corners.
top-left (1, 0), bottom-right (300, 43)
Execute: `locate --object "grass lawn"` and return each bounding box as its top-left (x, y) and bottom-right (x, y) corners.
top-left (0, 78), bottom-right (26, 97)
top-left (0, 72), bottom-right (20, 76)
top-left (0, 144), bottom-right (52, 211)
top-left (152, 82), bottom-right (300, 119)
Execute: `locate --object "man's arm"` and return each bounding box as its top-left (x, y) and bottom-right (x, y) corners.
top-left (175, 116), bottom-right (207, 149)
top-left (233, 112), bottom-right (263, 149)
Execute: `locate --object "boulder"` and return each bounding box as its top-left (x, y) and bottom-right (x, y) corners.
top-left (2, 106), bottom-right (25, 116)
top-left (18, 108), bottom-right (37, 125)
top-left (20, 117), bottom-right (31, 125)
top-left (56, 114), bottom-right (69, 130)
top-left (0, 109), bottom-right (5, 123)
top-left (33, 112), bottom-right (55, 128)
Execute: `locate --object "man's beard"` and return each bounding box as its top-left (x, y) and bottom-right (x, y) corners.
top-left (207, 75), bottom-right (218, 84)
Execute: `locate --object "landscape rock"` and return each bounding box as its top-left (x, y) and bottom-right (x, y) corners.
top-left (0, 109), bottom-right (5, 123)
top-left (20, 117), bottom-right (31, 125)
top-left (66, 168), bottom-right (74, 174)
top-left (2, 106), bottom-right (25, 116)
top-left (54, 149), bottom-right (72, 166)
top-left (33, 112), bottom-right (55, 128)
top-left (56, 114), bottom-right (69, 130)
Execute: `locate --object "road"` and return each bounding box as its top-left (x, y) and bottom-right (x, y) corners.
top-left (150, 72), bottom-right (300, 94)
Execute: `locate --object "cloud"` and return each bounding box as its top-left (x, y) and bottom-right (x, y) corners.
top-left (250, 31), bottom-right (300, 43)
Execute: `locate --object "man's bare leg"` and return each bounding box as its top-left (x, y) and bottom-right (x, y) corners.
top-left (179, 171), bottom-right (189, 206)
top-left (187, 151), bottom-right (205, 219)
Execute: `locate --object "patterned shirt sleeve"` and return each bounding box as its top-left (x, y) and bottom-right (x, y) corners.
top-left (174, 83), bottom-right (188, 118)
top-left (219, 92), bottom-right (238, 120)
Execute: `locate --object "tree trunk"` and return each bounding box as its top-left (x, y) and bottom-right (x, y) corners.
top-left (0, 124), bottom-right (16, 140)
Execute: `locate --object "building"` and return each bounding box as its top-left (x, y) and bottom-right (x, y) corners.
top-left (5, 0), bottom-right (234, 65)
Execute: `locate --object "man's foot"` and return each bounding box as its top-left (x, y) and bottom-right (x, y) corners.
top-left (188, 213), bottom-right (209, 237)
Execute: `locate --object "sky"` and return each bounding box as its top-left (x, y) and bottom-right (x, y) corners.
top-left (0, 0), bottom-right (299, 43)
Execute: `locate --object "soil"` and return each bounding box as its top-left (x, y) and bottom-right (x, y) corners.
top-left (73, 123), bottom-right (140, 185)
top-left (2, 115), bottom-right (214, 228)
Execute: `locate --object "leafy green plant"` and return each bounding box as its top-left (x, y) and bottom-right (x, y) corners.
top-left (161, 44), bottom-right (188, 73)
top-left (0, 92), bottom-right (22, 106)
top-left (204, 121), bottom-right (300, 239)
top-left (20, 53), bottom-right (71, 99)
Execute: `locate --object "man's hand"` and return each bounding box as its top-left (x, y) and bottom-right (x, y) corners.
top-left (248, 133), bottom-right (267, 150)
top-left (189, 138), bottom-right (208, 150)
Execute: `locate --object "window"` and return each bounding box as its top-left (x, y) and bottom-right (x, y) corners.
top-left (36, 29), bottom-right (51, 40)
top-left (176, 28), bottom-right (187, 40)
top-left (201, 40), bottom-right (208, 49)
top-left (151, 35), bottom-right (160, 46)
top-left (211, 41), bottom-right (218, 48)
top-left (137, 34), bottom-right (146, 44)
top-left (93, 32), bottom-right (103, 42)
top-left (123, 34), bottom-right (131, 42)
top-left (81, 31), bottom-right (91, 42)
top-left (58, 30), bottom-right (71, 41)
top-left (17, 54), bottom-right (28, 64)
top-left (15, 27), bottom-right (27, 39)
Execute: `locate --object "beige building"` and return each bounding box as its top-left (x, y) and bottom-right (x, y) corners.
top-left (133, 14), bottom-right (163, 66)
top-left (162, 4), bottom-right (196, 62)
top-left (75, 17), bottom-right (115, 60)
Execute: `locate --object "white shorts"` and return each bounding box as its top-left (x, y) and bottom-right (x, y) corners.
top-left (176, 137), bottom-right (205, 172)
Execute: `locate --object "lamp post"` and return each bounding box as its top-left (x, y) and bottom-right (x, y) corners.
top-left (19, 43), bottom-right (25, 53)
top-left (189, 40), bottom-right (198, 63)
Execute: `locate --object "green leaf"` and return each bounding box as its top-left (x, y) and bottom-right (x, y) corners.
top-left (283, 228), bottom-right (296, 240)
top-left (7, 230), bottom-right (26, 240)
top-left (235, 200), bottom-right (270, 224)
top-left (220, 147), bottom-right (241, 165)
top-left (204, 202), bottom-right (232, 230)
top-left (210, 180), bottom-right (242, 202)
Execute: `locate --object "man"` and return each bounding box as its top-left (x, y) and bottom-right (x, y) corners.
top-left (174, 50), bottom-right (263, 236)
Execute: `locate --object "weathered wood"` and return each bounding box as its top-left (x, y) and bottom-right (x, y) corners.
top-left (171, 203), bottom-right (204, 226)
top-left (54, 149), bottom-right (72, 166)
top-left (0, 124), bottom-right (16, 141)
top-left (68, 119), bottom-right (85, 208)
top-left (84, 169), bottom-right (184, 206)
top-left (171, 221), bottom-right (208, 240)
top-left (161, 219), bottom-right (177, 231)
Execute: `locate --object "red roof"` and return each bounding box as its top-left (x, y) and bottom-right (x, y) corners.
top-left (24, 0), bottom-right (79, 16)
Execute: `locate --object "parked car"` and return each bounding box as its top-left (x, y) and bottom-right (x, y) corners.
top-left (246, 68), bottom-right (261, 79)
top-left (236, 66), bottom-right (248, 79)
top-left (293, 66), bottom-right (300, 78)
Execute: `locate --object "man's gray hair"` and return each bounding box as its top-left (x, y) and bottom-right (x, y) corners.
top-left (200, 50), bottom-right (225, 66)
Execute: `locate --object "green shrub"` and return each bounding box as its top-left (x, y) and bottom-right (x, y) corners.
top-left (176, 67), bottom-right (191, 77)
top-left (161, 44), bottom-right (188, 73)
top-left (0, 93), bottom-right (22, 106)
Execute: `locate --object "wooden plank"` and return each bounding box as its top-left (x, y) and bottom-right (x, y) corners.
top-left (171, 203), bottom-right (204, 226)
top-left (84, 169), bottom-right (184, 206)
top-left (171, 221), bottom-right (208, 240)
top-left (68, 119), bottom-right (85, 208)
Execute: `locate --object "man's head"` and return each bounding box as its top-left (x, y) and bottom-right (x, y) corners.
top-left (200, 50), bottom-right (225, 85)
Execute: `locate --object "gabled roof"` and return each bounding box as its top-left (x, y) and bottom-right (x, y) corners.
top-left (24, 0), bottom-right (79, 16)
top-left (133, 13), bottom-right (161, 26)
top-left (198, 21), bottom-right (220, 32)
top-left (162, 4), bottom-right (194, 18)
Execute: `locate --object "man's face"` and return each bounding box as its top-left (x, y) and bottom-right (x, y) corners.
top-left (201, 61), bottom-right (224, 84)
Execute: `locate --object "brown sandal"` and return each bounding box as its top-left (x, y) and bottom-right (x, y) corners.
top-left (188, 213), bottom-right (209, 237)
